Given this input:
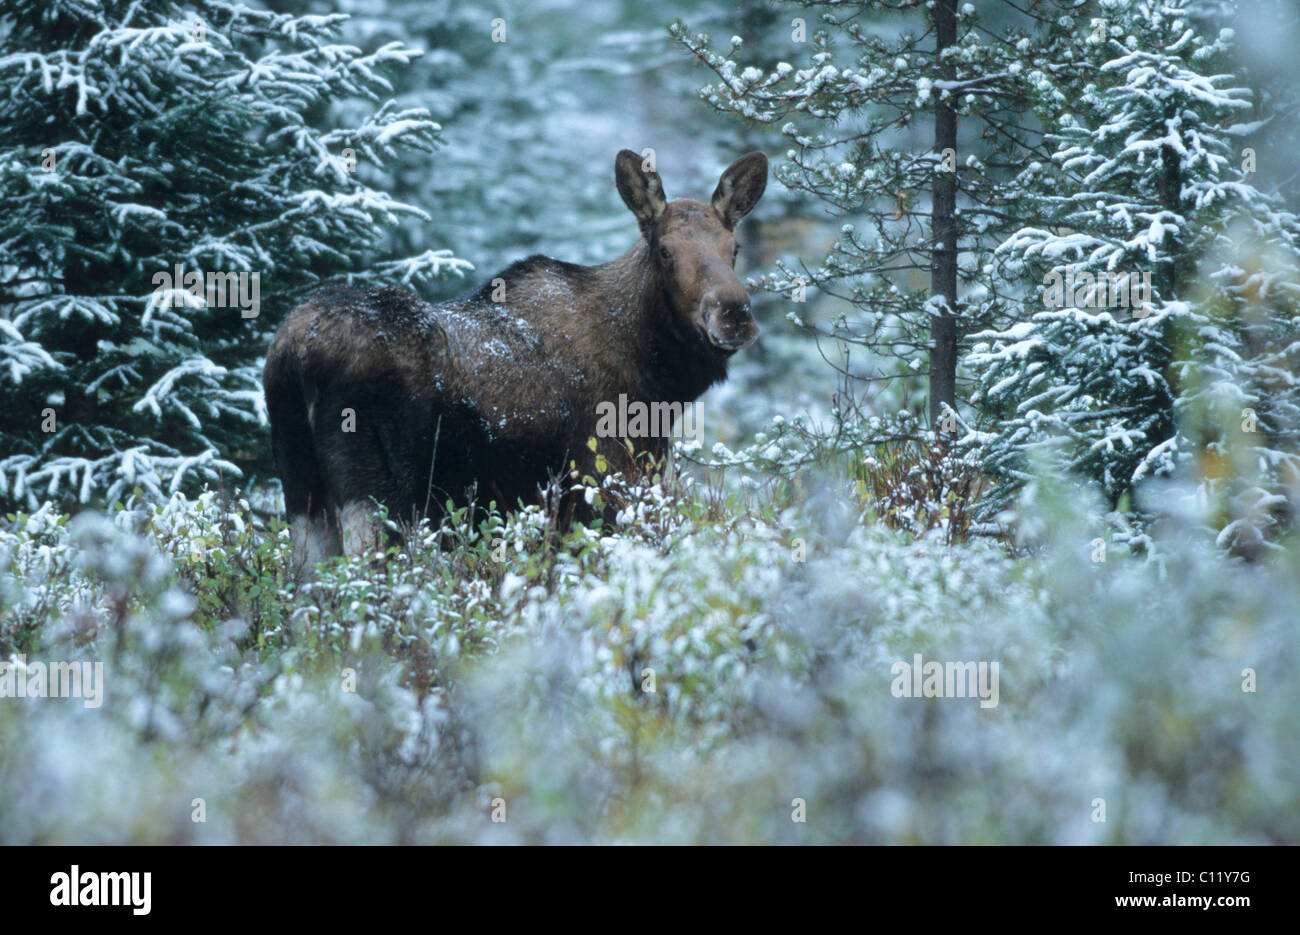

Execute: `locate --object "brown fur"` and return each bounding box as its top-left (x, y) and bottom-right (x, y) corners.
top-left (264, 150), bottom-right (768, 575)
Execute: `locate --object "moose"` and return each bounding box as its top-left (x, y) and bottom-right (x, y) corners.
top-left (264, 149), bottom-right (768, 575)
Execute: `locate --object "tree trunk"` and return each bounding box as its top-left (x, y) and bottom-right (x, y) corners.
top-left (930, 0), bottom-right (959, 426)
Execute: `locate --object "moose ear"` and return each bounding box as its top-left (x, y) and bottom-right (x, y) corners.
top-left (711, 151), bottom-right (768, 229)
top-left (615, 149), bottom-right (668, 236)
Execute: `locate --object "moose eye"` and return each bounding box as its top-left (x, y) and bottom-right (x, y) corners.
top-left (658, 244), bottom-right (672, 261)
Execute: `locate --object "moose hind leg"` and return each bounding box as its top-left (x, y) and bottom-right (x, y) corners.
top-left (290, 509), bottom-right (334, 580)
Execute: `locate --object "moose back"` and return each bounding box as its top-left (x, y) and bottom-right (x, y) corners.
top-left (263, 149), bottom-right (767, 575)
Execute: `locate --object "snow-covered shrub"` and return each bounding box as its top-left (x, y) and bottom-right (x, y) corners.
top-left (1, 460), bottom-right (1297, 843)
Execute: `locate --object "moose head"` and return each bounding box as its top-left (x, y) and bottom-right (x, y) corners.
top-left (614, 149), bottom-right (768, 354)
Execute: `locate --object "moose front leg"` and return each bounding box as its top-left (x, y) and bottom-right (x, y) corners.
top-left (339, 500), bottom-right (384, 558)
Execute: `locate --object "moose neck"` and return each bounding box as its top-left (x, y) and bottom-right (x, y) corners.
top-left (592, 238), bottom-right (729, 404)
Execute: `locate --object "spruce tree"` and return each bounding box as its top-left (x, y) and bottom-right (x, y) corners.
top-left (967, 0), bottom-right (1300, 545)
top-left (0, 0), bottom-right (460, 508)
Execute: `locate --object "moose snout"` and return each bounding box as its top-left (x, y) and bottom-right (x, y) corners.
top-left (699, 290), bottom-right (759, 352)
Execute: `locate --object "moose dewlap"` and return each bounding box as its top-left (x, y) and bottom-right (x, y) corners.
top-left (264, 149), bottom-right (768, 576)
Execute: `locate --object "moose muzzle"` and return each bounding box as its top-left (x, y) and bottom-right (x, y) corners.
top-left (699, 291), bottom-right (759, 352)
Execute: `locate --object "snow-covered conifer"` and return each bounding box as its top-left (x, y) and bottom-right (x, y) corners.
top-left (0, 0), bottom-right (463, 507)
top-left (968, 0), bottom-right (1300, 546)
